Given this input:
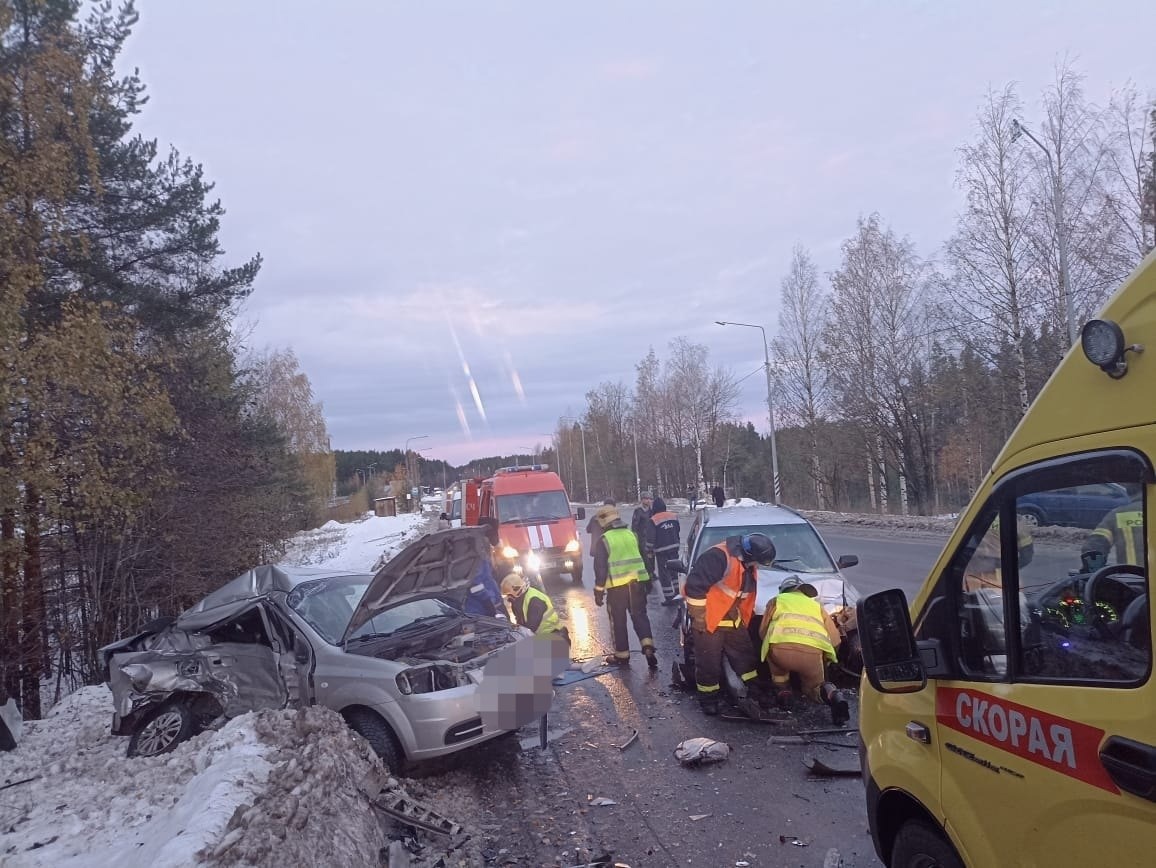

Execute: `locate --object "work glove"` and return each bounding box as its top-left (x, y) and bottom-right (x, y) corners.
top-left (594, 590), bottom-right (605, 607)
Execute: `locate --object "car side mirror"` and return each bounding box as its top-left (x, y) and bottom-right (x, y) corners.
top-left (837, 554), bottom-right (859, 569)
top-left (857, 589), bottom-right (926, 694)
top-left (667, 559), bottom-right (688, 574)
top-left (576, 507), bottom-right (586, 520)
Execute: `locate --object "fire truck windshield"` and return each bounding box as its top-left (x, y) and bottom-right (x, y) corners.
top-left (496, 491), bottom-right (571, 523)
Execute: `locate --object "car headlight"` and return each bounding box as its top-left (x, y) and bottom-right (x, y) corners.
top-left (564, 539), bottom-right (580, 553)
top-left (501, 545), bottom-right (519, 559)
top-left (526, 552), bottom-right (541, 570)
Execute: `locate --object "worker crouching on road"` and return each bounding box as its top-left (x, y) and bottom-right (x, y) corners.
top-left (684, 533), bottom-right (774, 715)
top-left (758, 576), bottom-right (849, 725)
top-left (500, 573), bottom-right (570, 648)
top-left (592, 504), bottom-right (658, 669)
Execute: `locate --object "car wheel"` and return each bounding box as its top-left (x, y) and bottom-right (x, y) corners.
top-left (344, 708), bottom-right (404, 773)
top-left (571, 564), bottom-right (584, 585)
top-left (1016, 509), bottom-right (1042, 528)
top-left (890, 820), bottom-right (964, 868)
top-left (127, 701), bottom-right (196, 757)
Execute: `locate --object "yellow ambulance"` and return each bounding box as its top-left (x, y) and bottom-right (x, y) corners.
top-left (857, 252), bottom-right (1156, 868)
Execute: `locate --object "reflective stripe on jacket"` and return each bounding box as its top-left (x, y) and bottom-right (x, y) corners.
top-left (1086, 501), bottom-right (1145, 564)
top-left (602, 527), bottom-right (647, 589)
top-left (650, 510), bottom-right (681, 553)
top-left (761, 591), bottom-right (836, 662)
top-left (520, 587), bottom-right (561, 635)
top-left (701, 542), bottom-right (756, 632)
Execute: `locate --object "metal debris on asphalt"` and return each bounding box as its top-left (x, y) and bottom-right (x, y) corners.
top-left (589, 797), bottom-right (618, 806)
top-left (616, 729), bottom-right (638, 751)
top-left (369, 785), bottom-right (464, 836)
top-left (780, 835), bottom-right (812, 847)
top-left (689, 813), bottom-right (711, 821)
top-left (674, 737), bottom-right (731, 766)
top-left (804, 755), bottom-right (862, 777)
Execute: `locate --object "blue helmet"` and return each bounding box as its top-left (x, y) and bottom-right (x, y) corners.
top-left (739, 533), bottom-right (776, 566)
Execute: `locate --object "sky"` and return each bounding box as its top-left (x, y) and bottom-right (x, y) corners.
top-left (121, 1), bottom-right (1156, 464)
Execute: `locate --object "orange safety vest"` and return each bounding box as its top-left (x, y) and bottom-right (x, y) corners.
top-left (703, 542), bottom-right (757, 632)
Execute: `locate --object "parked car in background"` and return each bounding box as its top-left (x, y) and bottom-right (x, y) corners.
top-left (100, 528), bottom-right (533, 771)
top-left (670, 504), bottom-right (863, 692)
top-left (1015, 481), bottom-right (1133, 528)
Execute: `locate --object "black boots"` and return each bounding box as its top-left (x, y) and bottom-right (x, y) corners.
top-left (645, 648), bottom-right (659, 671)
top-left (821, 681), bottom-right (851, 726)
top-left (699, 695), bottom-right (720, 716)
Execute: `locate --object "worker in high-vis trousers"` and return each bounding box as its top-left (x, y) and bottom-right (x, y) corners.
top-left (758, 576), bottom-right (848, 725)
top-left (592, 505), bottom-right (658, 669)
top-left (683, 533), bottom-right (774, 715)
top-left (500, 572), bottom-right (570, 647)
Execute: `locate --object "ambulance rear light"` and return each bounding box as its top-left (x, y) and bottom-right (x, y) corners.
top-left (496, 464), bottom-right (550, 474)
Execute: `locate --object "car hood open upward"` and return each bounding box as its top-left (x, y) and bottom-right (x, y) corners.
top-left (340, 526), bottom-right (492, 644)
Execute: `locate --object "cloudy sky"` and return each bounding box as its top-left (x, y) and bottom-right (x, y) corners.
top-left (122, 1), bottom-right (1154, 464)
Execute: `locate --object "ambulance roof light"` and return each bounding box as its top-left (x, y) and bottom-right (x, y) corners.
top-left (496, 464), bottom-right (550, 474)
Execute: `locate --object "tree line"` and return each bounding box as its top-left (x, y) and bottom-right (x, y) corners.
top-left (563, 63), bottom-right (1155, 512)
top-left (0, 1), bottom-right (333, 718)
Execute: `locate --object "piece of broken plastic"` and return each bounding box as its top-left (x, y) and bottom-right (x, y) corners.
top-left (589, 796), bottom-right (617, 806)
top-left (674, 737), bottom-right (730, 766)
top-left (780, 835), bottom-right (812, 847)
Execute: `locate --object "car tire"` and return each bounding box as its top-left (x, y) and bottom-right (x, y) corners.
top-left (1016, 509), bottom-right (1042, 528)
top-left (571, 564), bottom-right (584, 585)
top-left (344, 708), bottom-right (404, 773)
top-left (890, 820), bottom-right (964, 868)
top-left (127, 700), bottom-right (196, 758)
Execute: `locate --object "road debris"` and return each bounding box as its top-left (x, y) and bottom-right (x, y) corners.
top-left (589, 797), bottom-right (618, 807)
top-left (780, 834), bottom-right (812, 847)
top-left (564, 856), bottom-right (630, 868)
top-left (720, 712), bottom-right (788, 726)
top-left (689, 813), bottom-right (711, 821)
top-left (370, 784), bottom-right (465, 836)
top-left (0, 776), bottom-right (38, 791)
top-left (803, 754), bottom-right (862, 777)
top-left (824, 847), bottom-right (845, 868)
top-left (674, 737), bottom-right (731, 766)
top-left (616, 729), bottom-right (639, 751)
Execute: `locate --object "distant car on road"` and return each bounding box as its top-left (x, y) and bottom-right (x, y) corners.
top-left (669, 504), bottom-right (863, 694)
top-left (1015, 481), bottom-right (1132, 528)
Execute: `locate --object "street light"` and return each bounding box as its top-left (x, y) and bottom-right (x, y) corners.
top-left (716, 320), bottom-right (781, 504)
top-left (404, 435), bottom-right (429, 507)
top-left (559, 417), bottom-right (590, 502)
top-left (1011, 118), bottom-right (1077, 346)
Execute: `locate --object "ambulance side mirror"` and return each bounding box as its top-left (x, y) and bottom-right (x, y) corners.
top-left (857, 589), bottom-right (927, 694)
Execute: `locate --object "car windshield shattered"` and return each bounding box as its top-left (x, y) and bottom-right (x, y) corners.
top-left (696, 524), bottom-right (837, 573)
top-left (496, 490), bottom-right (571, 522)
top-left (287, 577), bottom-right (461, 645)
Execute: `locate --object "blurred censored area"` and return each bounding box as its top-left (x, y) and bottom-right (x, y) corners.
top-left (477, 635), bottom-right (570, 731)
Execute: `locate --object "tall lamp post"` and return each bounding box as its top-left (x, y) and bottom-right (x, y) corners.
top-left (716, 320), bottom-right (781, 504)
top-left (404, 435), bottom-right (428, 510)
top-left (559, 417), bottom-right (590, 503)
top-left (1011, 119), bottom-right (1077, 346)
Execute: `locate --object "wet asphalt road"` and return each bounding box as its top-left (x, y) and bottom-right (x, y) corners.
top-left (533, 507), bottom-right (893, 868)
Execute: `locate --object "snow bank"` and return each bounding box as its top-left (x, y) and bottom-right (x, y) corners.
top-left (281, 511), bottom-right (427, 572)
top-left (0, 686), bottom-right (274, 868)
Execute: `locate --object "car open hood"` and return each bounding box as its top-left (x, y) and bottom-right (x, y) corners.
top-left (753, 567), bottom-right (860, 615)
top-left (341, 526), bottom-right (492, 644)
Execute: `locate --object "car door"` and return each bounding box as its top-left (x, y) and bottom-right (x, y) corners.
top-left (930, 449), bottom-right (1156, 866)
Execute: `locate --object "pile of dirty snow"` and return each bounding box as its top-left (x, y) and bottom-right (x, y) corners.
top-left (281, 511), bottom-right (427, 572)
top-left (0, 686), bottom-right (275, 867)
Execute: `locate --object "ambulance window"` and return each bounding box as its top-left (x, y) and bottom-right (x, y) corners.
top-left (1015, 481), bottom-right (1150, 685)
top-left (952, 512), bottom-right (1010, 678)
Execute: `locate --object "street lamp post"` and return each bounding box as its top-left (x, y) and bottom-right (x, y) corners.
top-left (1011, 119), bottom-right (1077, 346)
top-left (560, 417), bottom-right (590, 502)
top-left (404, 435), bottom-right (429, 510)
top-left (716, 320), bottom-right (781, 504)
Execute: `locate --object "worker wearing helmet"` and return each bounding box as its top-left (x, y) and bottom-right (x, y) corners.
top-left (592, 504), bottom-right (658, 669)
top-left (683, 533), bottom-right (773, 715)
top-left (758, 576), bottom-right (847, 724)
top-left (500, 573), bottom-right (569, 646)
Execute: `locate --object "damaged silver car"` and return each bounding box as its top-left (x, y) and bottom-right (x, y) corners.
top-left (101, 528), bottom-right (531, 769)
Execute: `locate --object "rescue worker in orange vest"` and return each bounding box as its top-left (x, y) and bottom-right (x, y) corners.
top-left (758, 576), bottom-right (849, 725)
top-left (684, 533), bottom-right (774, 715)
top-left (593, 504), bottom-right (658, 669)
top-left (500, 572), bottom-right (570, 648)
top-left (648, 497), bottom-right (682, 606)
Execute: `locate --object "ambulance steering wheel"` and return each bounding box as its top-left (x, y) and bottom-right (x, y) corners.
top-left (1082, 564), bottom-right (1144, 638)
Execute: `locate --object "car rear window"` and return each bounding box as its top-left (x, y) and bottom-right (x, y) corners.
top-left (695, 523), bottom-right (836, 573)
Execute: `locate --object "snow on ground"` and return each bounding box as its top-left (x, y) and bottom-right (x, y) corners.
top-left (0, 686), bottom-right (274, 868)
top-left (280, 510), bottom-right (427, 572)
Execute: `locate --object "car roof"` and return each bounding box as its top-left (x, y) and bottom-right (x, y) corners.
top-left (697, 504), bottom-right (810, 528)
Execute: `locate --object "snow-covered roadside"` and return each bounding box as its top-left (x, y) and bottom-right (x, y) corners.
top-left (280, 511), bottom-right (427, 572)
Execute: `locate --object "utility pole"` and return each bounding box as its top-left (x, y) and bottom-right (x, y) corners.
top-left (716, 321), bottom-right (781, 503)
top-left (633, 425), bottom-right (642, 501)
top-left (560, 418), bottom-right (590, 502)
top-left (1011, 119), bottom-right (1078, 346)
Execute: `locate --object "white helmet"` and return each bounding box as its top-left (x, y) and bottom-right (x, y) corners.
top-left (500, 572), bottom-right (528, 597)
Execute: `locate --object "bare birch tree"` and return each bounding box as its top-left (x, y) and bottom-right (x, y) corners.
top-left (1102, 84), bottom-right (1155, 263)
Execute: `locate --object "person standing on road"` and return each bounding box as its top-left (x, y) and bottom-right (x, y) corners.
top-left (648, 497), bottom-right (682, 606)
top-left (631, 491), bottom-right (657, 582)
top-left (683, 533), bottom-right (773, 715)
top-left (758, 576), bottom-right (848, 725)
top-left (686, 484), bottom-right (698, 511)
top-left (500, 573), bottom-right (570, 648)
top-left (592, 505), bottom-right (658, 669)
top-left (586, 499), bottom-right (616, 557)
